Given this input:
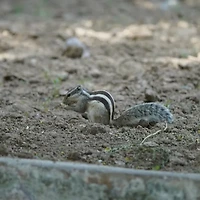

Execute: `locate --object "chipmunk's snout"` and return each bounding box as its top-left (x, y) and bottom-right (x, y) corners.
top-left (63, 91), bottom-right (78, 106)
top-left (61, 85), bottom-right (90, 113)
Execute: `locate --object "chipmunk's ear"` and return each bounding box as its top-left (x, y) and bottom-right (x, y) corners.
top-left (64, 85), bottom-right (83, 98)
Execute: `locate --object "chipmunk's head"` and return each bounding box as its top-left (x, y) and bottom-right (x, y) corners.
top-left (62, 85), bottom-right (90, 113)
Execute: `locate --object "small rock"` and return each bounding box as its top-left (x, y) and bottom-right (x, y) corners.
top-left (89, 69), bottom-right (102, 78)
top-left (169, 156), bottom-right (188, 166)
top-left (29, 58), bottom-right (38, 66)
top-left (0, 144), bottom-right (9, 156)
top-left (160, 0), bottom-right (179, 10)
top-left (15, 151), bottom-right (33, 159)
top-left (30, 144), bottom-right (38, 149)
top-left (143, 141), bottom-right (159, 147)
top-left (67, 152), bottom-right (81, 161)
top-left (186, 153), bottom-right (195, 160)
top-left (63, 45), bottom-right (83, 58)
top-left (115, 160), bottom-right (126, 167)
top-left (81, 124), bottom-right (107, 135)
top-left (3, 74), bottom-right (25, 82)
top-left (67, 68), bottom-right (78, 74)
top-left (144, 89), bottom-right (160, 102)
top-left (62, 37), bottom-right (90, 58)
top-left (51, 71), bottom-right (68, 81)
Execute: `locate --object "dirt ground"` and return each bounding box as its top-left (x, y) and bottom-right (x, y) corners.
top-left (0, 0), bottom-right (199, 173)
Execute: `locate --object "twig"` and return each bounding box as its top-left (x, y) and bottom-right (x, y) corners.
top-left (140, 122), bottom-right (168, 145)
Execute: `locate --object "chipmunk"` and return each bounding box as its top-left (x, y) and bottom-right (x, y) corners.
top-left (62, 85), bottom-right (173, 127)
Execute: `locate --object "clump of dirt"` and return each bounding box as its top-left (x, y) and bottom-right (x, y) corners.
top-left (0, 0), bottom-right (200, 173)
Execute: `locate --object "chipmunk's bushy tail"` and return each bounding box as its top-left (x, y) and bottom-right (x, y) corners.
top-left (113, 103), bottom-right (173, 127)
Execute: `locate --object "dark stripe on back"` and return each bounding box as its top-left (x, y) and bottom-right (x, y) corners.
top-left (90, 90), bottom-right (115, 119)
top-left (89, 96), bottom-right (111, 120)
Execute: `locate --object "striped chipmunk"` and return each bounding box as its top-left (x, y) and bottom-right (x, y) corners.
top-left (62, 85), bottom-right (173, 127)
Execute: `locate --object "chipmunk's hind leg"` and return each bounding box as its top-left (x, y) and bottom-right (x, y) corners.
top-left (87, 100), bottom-right (110, 125)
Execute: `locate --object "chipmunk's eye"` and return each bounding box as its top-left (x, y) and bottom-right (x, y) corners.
top-left (77, 85), bottom-right (81, 90)
top-left (67, 93), bottom-right (71, 97)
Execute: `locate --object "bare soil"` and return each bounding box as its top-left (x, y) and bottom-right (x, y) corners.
top-left (0, 0), bottom-right (200, 173)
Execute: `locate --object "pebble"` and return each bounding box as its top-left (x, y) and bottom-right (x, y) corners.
top-left (0, 144), bottom-right (8, 156)
top-left (114, 160), bottom-right (126, 167)
top-left (81, 124), bottom-right (107, 135)
top-left (51, 71), bottom-right (68, 81)
top-left (143, 141), bottom-right (159, 147)
top-left (89, 69), bottom-right (102, 78)
top-left (63, 37), bottom-right (90, 58)
top-left (169, 156), bottom-right (188, 166)
top-left (144, 89), bottom-right (160, 102)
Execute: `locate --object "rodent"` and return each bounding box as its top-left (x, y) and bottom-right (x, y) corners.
top-left (62, 85), bottom-right (173, 127)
